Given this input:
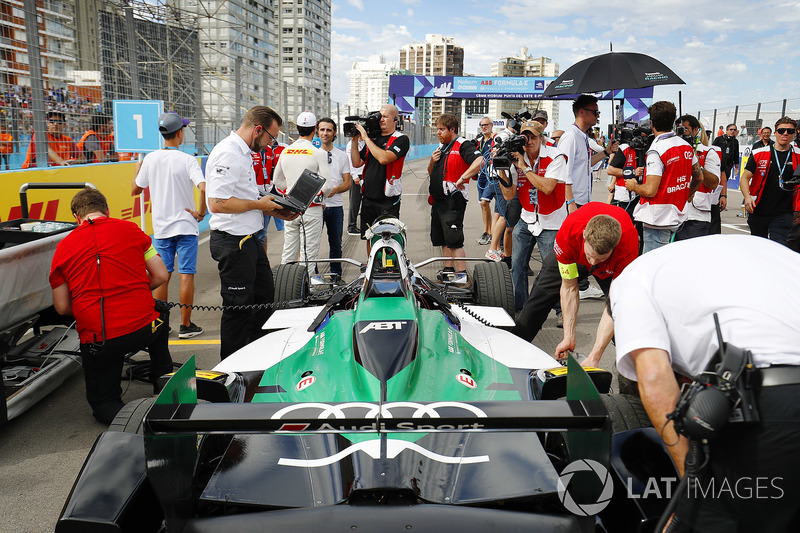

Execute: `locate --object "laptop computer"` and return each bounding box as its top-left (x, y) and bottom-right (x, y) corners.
top-left (272, 169), bottom-right (326, 214)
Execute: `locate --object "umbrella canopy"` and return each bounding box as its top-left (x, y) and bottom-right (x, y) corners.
top-left (542, 52), bottom-right (685, 97)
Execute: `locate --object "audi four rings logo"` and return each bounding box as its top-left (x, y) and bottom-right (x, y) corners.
top-left (273, 401), bottom-right (488, 420)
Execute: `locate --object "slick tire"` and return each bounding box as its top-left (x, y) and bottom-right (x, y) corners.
top-left (274, 263), bottom-right (309, 307)
top-left (108, 397), bottom-right (155, 435)
top-left (472, 261), bottom-right (515, 317)
top-left (601, 393), bottom-right (652, 433)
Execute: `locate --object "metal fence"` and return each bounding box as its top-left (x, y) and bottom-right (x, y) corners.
top-left (695, 98), bottom-right (800, 147)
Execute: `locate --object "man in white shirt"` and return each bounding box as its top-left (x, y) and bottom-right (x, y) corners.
top-left (133, 111), bottom-right (206, 339)
top-left (317, 117), bottom-right (351, 278)
top-left (611, 235), bottom-right (800, 530)
top-left (205, 106), bottom-right (298, 359)
top-left (558, 94), bottom-right (617, 212)
top-left (273, 111), bottom-right (333, 277)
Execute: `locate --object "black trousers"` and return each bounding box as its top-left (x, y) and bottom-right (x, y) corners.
top-left (510, 252), bottom-right (611, 342)
top-left (674, 220), bottom-right (710, 241)
top-left (786, 222), bottom-right (800, 254)
top-left (348, 181), bottom-right (362, 229)
top-left (708, 203), bottom-right (722, 235)
top-left (210, 230), bottom-right (274, 359)
top-left (80, 309), bottom-right (171, 424)
top-left (674, 382), bottom-right (800, 532)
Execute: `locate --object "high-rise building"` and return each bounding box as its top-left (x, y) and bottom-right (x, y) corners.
top-left (0, 1), bottom-right (76, 91)
top-left (169, 0), bottom-right (279, 135)
top-left (278, 0), bottom-right (331, 123)
top-left (399, 34), bottom-right (463, 127)
top-left (347, 55), bottom-right (395, 115)
top-left (488, 48), bottom-right (559, 129)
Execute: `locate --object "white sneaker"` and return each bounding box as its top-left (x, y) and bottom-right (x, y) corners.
top-left (484, 249), bottom-right (503, 262)
top-left (579, 284), bottom-right (605, 300)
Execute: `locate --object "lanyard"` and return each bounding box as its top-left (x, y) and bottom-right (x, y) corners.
top-left (772, 147), bottom-right (792, 183)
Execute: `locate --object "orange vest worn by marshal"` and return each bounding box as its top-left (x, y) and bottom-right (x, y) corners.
top-left (22, 133), bottom-right (77, 168)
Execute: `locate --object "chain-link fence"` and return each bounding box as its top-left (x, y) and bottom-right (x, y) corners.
top-left (695, 98), bottom-right (800, 147)
top-left (0, 0), bottom-right (435, 170)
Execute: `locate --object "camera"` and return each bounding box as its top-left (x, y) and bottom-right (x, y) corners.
top-left (492, 134), bottom-right (527, 172)
top-left (675, 125), bottom-right (694, 145)
top-left (500, 107), bottom-right (532, 133)
top-left (344, 111), bottom-right (382, 138)
top-left (614, 122), bottom-right (654, 184)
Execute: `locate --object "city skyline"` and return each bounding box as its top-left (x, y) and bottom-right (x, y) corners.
top-left (331, 0), bottom-right (800, 130)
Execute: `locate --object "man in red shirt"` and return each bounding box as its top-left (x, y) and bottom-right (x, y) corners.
top-left (49, 187), bottom-right (172, 424)
top-left (511, 202), bottom-right (638, 366)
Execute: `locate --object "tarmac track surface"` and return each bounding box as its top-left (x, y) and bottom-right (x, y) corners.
top-left (0, 156), bottom-right (747, 532)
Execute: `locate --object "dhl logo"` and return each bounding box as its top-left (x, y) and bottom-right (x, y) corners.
top-left (284, 148), bottom-right (313, 155)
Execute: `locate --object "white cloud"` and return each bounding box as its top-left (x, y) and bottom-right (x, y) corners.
top-left (346, 0), bottom-right (365, 10)
top-left (406, 8), bottom-right (414, 17)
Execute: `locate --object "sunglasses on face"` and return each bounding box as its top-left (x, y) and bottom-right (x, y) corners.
top-left (47, 119), bottom-right (65, 124)
top-left (776, 128), bottom-right (796, 135)
top-left (583, 109), bottom-right (601, 117)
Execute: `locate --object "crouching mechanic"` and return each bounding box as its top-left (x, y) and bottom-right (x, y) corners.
top-left (511, 203), bottom-right (638, 366)
top-left (610, 235), bottom-right (800, 532)
top-left (427, 113), bottom-right (483, 284)
top-left (49, 187), bottom-right (173, 424)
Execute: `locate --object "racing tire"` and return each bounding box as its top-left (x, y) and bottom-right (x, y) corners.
top-left (601, 393), bottom-right (652, 433)
top-left (108, 397), bottom-right (155, 435)
top-left (472, 261), bottom-right (515, 317)
top-left (274, 263), bottom-right (309, 307)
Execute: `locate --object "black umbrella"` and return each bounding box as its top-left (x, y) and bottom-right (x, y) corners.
top-left (542, 52), bottom-right (685, 97)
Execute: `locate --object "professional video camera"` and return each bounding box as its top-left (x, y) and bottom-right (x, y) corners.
top-left (675, 125), bottom-right (694, 145)
top-left (492, 134), bottom-right (528, 173)
top-left (613, 122), bottom-right (654, 183)
top-left (500, 107), bottom-right (532, 133)
top-left (343, 111), bottom-right (382, 138)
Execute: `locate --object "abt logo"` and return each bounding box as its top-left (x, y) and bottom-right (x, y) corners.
top-left (359, 321), bottom-right (407, 333)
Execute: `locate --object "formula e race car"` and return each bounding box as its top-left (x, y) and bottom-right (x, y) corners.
top-left (57, 218), bottom-right (678, 533)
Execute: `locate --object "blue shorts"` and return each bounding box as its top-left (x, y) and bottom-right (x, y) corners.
top-left (491, 180), bottom-right (508, 216)
top-left (153, 234), bottom-right (198, 274)
top-left (478, 179), bottom-right (495, 203)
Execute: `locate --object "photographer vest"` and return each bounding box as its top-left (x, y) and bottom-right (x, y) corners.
top-left (685, 144), bottom-right (722, 222)
top-left (518, 145), bottom-right (567, 230)
top-left (634, 133), bottom-right (696, 228)
top-left (747, 145), bottom-right (800, 211)
top-left (614, 144), bottom-right (638, 203)
top-left (364, 131), bottom-right (405, 198)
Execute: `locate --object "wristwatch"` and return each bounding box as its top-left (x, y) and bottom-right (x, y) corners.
top-left (524, 166), bottom-right (534, 174)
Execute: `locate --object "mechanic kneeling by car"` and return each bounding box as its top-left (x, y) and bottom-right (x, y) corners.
top-left (610, 234), bottom-right (800, 532)
top-left (49, 187), bottom-right (173, 424)
top-left (510, 202), bottom-right (638, 366)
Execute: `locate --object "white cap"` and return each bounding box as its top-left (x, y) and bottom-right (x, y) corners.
top-left (296, 111), bottom-right (317, 128)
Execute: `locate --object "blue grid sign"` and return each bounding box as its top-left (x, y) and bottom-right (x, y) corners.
top-left (113, 100), bottom-right (164, 152)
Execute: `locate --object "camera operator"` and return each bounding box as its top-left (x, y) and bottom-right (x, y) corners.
top-left (483, 117), bottom-right (520, 264)
top-left (350, 104), bottom-right (409, 251)
top-left (426, 113), bottom-right (484, 284)
top-left (610, 234), bottom-right (800, 531)
top-left (606, 131), bottom-right (644, 217)
top-left (497, 121), bottom-right (567, 312)
top-left (624, 101), bottom-right (713, 253)
top-left (674, 115), bottom-right (723, 240)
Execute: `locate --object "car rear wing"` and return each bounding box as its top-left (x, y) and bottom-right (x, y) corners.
top-left (145, 355), bottom-right (609, 532)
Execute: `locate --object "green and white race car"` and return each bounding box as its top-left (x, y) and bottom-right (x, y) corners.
top-left (57, 218), bottom-right (677, 533)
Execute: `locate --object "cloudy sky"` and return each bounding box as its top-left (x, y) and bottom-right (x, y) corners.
top-left (330, 0), bottom-right (800, 130)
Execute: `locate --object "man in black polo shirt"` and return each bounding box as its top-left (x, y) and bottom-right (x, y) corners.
top-left (350, 104), bottom-right (410, 252)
